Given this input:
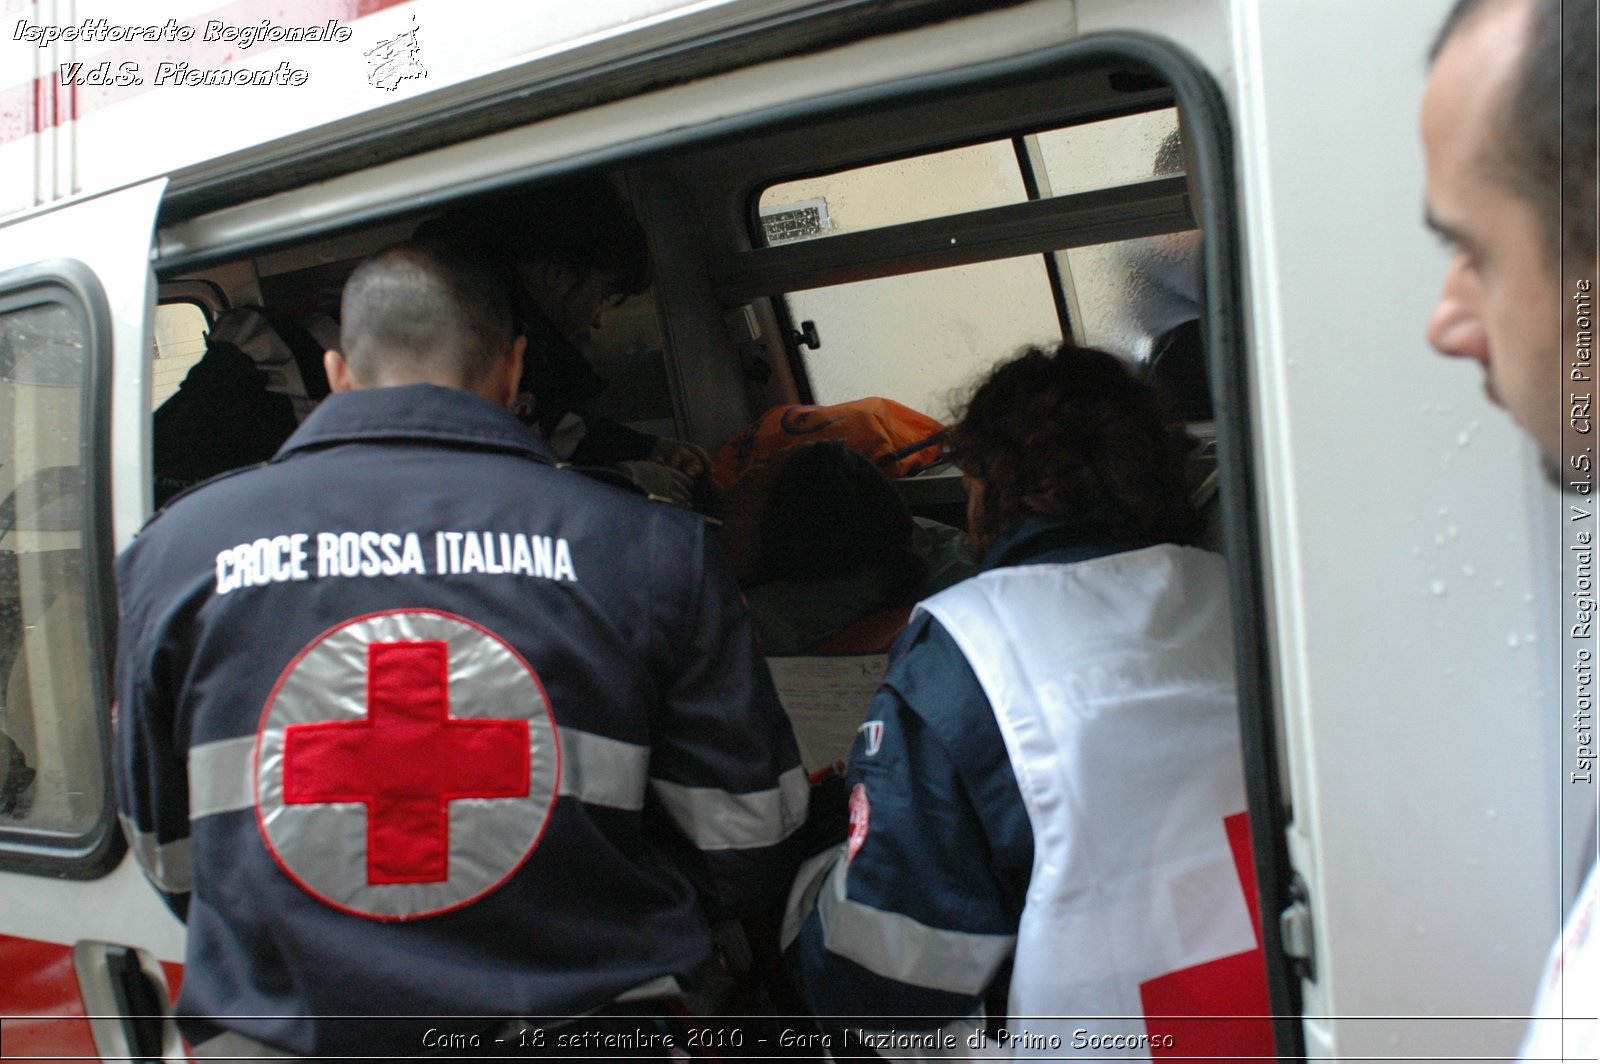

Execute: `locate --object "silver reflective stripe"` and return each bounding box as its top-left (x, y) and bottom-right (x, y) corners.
top-left (813, 855), bottom-right (1015, 996)
top-left (651, 766), bottom-right (807, 851)
top-left (189, 735), bottom-right (257, 819)
top-left (119, 814), bottom-right (194, 894)
top-left (781, 845), bottom-right (841, 948)
top-left (558, 728), bottom-right (648, 810)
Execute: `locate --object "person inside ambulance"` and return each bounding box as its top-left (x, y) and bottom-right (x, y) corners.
top-left (114, 241), bottom-right (807, 1060)
top-left (783, 343), bottom-right (1273, 1055)
top-left (414, 178), bottom-right (709, 502)
top-left (151, 305), bottom-right (332, 507)
top-left (714, 440), bottom-right (969, 654)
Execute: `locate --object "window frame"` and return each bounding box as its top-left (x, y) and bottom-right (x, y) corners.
top-left (157, 280), bottom-right (227, 325)
top-left (720, 175), bottom-right (1192, 301)
top-left (0, 260), bottom-right (122, 879)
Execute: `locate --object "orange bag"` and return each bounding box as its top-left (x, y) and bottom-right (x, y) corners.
top-left (712, 397), bottom-right (945, 488)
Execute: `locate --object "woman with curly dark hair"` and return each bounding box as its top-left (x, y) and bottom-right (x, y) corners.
top-left (949, 342), bottom-right (1203, 559)
top-left (785, 343), bottom-right (1272, 1057)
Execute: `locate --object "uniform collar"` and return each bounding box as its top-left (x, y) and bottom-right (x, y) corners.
top-left (275, 383), bottom-right (556, 465)
top-left (980, 516), bottom-right (1158, 572)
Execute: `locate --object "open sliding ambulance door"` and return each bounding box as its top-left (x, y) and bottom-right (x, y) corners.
top-left (0, 179), bottom-right (187, 1063)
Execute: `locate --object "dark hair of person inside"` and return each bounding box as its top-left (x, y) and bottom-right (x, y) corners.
top-left (950, 342), bottom-right (1201, 556)
top-left (414, 176), bottom-right (654, 301)
top-left (718, 440), bottom-right (928, 601)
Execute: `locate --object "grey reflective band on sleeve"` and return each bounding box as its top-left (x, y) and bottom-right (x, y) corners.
top-left (650, 765), bottom-right (808, 851)
top-left (782, 845), bottom-right (842, 948)
top-left (189, 735), bottom-right (257, 818)
top-left (810, 855), bottom-right (1016, 996)
top-left (119, 814), bottom-right (194, 895)
top-left (557, 728), bottom-right (649, 810)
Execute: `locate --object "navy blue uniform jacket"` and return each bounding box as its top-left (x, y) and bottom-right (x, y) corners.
top-left (115, 384), bottom-right (806, 1058)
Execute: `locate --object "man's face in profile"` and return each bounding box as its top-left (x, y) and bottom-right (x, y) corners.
top-left (516, 260), bottom-right (617, 348)
top-left (1421, 0), bottom-right (1564, 465)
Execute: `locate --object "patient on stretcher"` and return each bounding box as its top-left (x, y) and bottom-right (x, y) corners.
top-left (713, 440), bottom-right (971, 654)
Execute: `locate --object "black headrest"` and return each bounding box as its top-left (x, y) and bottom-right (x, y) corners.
top-left (1148, 318), bottom-right (1211, 422)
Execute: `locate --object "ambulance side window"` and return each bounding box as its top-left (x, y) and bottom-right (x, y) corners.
top-left (755, 108), bottom-right (1198, 419)
top-left (151, 301), bottom-right (211, 410)
top-left (0, 279), bottom-right (118, 875)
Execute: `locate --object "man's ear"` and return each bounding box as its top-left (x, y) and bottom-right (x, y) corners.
top-left (499, 335), bottom-right (527, 410)
top-left (324, 349), bottom-right (357, 394)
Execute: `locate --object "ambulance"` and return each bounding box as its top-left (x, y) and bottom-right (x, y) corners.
top-left (0, 0), bottom-right (1589, 1059)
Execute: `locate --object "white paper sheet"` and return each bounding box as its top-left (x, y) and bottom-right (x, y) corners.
top-left (766, 655), bottom-right (888, 771)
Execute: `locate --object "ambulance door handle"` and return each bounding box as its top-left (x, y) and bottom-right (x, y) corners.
top-left (793, 320), bottom-right (821, 351)
top-left (1278, 876), bottom-right (1317, 982)
top-left (104, 944), bottom-right (164, 1062)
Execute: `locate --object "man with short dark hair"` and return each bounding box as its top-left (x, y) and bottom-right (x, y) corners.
top-left (115, 242), bottom-right (806, 1059)
top-left (332, 244), bottom-right (525, 394)
top-left (1422, 0), bottom-right (1597, 1055)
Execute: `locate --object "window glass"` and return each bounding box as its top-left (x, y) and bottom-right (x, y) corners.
top-left (789, 257), bottom-right (1061, 419)
top-left (757, 109), bottom-right (1183, 247)
top-left (151, 302), bottom-right (211, 410)
top-left (760, 141), bottom-right (1028, 245)
top-left (1033, 108), bottom-right (1182, 197)
top-left (0, 301), bottom-right (104, 834)
top-left (1066, 229), bottom-right (1202, 361)
top-left (757, 108), bottom-right (1196, 412)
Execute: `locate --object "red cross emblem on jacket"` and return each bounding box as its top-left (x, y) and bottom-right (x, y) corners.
top-left (282, 640), bottom-right (531, 885)
top-left (255, 610), bottom-right (560, 921)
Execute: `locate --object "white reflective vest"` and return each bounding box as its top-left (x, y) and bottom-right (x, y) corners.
top-left (920, 544), bottom-right (1271, 1059)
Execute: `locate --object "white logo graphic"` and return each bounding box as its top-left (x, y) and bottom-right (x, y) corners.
top-left (365, 14), bottom-right (425, 92)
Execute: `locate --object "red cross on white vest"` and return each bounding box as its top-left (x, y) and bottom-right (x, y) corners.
top-left (281, 640), bottom-right (532, 885)
top-left (1139, 812), bottom-right (1275, 1057)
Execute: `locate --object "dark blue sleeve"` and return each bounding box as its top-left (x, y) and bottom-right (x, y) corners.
top-left (113, 545), bottom-right (193, 921)
top-left (785, 613), bottom-right (1032, 1026)
top-left (647, 520), bottom-right (808, 920)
